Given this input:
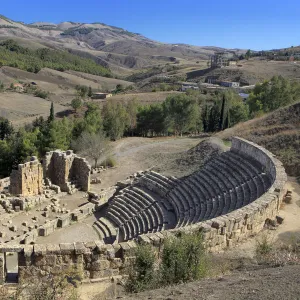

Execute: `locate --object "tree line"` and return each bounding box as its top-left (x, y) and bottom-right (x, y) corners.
top-left (247, 75), bottom-right (300, 116)
top-left (1, 76), bottom-right (298, 177)
top-left (0, 90), bottom-right (248, 176)
top-left (0, 39), bottom-right (112, 77)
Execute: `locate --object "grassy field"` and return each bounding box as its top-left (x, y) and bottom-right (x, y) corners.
top-left (0, 92), bottom-right (66, 125)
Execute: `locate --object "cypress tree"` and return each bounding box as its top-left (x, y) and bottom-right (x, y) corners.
top-left (88, 86), bottom-right (93, 98)
top-left (202, 105), bottom-right (209, 132)
top-left (224, 109), bottom-right (230, 129)
top-left (48, 102), bottom-right (54, 123)
top-left (208, 104), bottom-right (219, 132)
top-left (219, 95), bottom-right (227, 131)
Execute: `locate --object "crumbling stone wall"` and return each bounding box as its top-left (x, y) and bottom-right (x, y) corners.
top-left (43, 150), bottom-right (91, 192)
top-left (0, 177), bottom-right (10, 193)
top-left (70, 157), bottom-right (91, 192)
top-left (10, 157), bottom-right (43, 196)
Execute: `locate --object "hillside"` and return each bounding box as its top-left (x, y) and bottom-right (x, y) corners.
top-left (187, 58), bottom-right (300, 85)
top-left (0, 65), bottom-right (133, 124)
top-left (0, 15), bottom-right (237, 75)
top-left (217, 101), bottom-right (300, 176)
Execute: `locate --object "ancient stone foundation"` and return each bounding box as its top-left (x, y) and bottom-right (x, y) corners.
top-left (43, 150), bottom-right (91, 193)
top-left (10, 157), bottom-right (43, 196)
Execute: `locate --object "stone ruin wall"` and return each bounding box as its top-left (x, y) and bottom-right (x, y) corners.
top-left (6, 150), bottom-right (91, 197)
top-left (9, 157), bottom-right (43, 196)
top-left (43, 150), bottom-right (91, 193)
top-left (0, 137), bottom-right (288, 284)
top-left (0, 177), bottom-right (10, 193)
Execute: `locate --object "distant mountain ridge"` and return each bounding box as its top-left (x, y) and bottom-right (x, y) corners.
top-left (0, 15), bottom-right (242, 74)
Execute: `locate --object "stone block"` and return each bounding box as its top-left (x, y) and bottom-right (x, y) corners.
top-left (59, 243), bottom-right (75, 255)
top-left (46, 244), bottom-right (61, 254)
top-left (75, 242), bottom-right (89, 255)
top-left (34, 244), bottom-right (47, 255)
top-left (90, 260), bottom-right (110, 271)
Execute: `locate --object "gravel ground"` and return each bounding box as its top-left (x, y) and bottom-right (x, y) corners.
top-left (120, 264), bottom-right (300, 300)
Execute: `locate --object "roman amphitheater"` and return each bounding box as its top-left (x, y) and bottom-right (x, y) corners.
top-left (0, 137), bottom-right (288, 284)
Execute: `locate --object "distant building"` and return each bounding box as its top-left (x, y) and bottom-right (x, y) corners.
top-left (206, 77), bottom-right (240, 88)
top-left (210, 52), bottom-right (234, 68)
top-left (219, 81), bottom-right (240, 88)
top-left (91, 92), bottom-right (113, 100)
top-left (180, 82), bottom-right (199, 91)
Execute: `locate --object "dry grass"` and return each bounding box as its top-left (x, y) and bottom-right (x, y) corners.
top-left (217, 101), bottom-right (300, 176)
top-left (0, 92), bottom-right (66, 125)
top-left (109, 91), bottom-right (182, 104)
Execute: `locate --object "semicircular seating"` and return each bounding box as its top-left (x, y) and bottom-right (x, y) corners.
top-left (95, 149), bottom-right (273, 243)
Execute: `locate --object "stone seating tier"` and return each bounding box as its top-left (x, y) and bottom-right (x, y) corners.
top-left (101, 148), bottom-right (273, 242)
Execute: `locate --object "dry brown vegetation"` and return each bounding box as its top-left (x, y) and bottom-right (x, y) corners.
top-left (217, 101), bottom-right (300, 176)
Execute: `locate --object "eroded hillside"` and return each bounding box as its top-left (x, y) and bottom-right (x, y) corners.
top-left (217, 101), bottom-right (300, 176)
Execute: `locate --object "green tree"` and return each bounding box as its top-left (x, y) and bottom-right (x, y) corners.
top-left (207, 103), bottom-right (220, 132)
top-left (202, 105), bottom-right (210, 133)
top-left (75, 85), bottom-right (89, 98)
top-left (245, 49), bottom-right (251, 60)
top-left (137, 104), bottom-right (165, 137)
top-left (247, 76), bottom-right (299, 115)
top-left (218, 95), bottom-right (227, 131)
top-left (0, 139), bottom-right (13, 176)
top-left (0, 81), bottom-right (4, 92)
top-left (162, 94), bottom-right (199, 136)
top-left (46, 118), bottom-right (73, 151)
top-left (0, 117), bottom-right (13, 140)
top-left (48, 102), bottom-right (55, 123)
top-left (126, 98), bottom-right (139, 136)
top-left (83, 102), bottom-right (102, 134)
top-left (103, 101), bottom-right (129, 140)
top-left (88, 86), bottom-right (93, 97)
top-left (10, 128), bottom-right (39, 170)
top-left (71, 98), bottom-right (82, 113)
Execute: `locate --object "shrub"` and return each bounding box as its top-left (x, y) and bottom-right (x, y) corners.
top-left (34, 89), bottom-right (49, 99)
top-left (256, 233), bottom-right (273, 256)
top-left (125, 233), bottom-right (209, 293)
top-left (125, 244), bottom-right (156, 293)
top-left (101, 156), bottom-right (117, 168)
top-left (161, 233), bottom-right (208, 284)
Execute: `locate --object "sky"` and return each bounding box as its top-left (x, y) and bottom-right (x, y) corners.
top-left (1, 0), bottom-right (300, 50)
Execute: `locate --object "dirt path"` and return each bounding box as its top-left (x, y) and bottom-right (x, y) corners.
top-left (91, 137), bottom-right (201, 191)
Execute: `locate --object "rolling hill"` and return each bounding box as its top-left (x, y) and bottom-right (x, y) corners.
top-left (0, 15), bottom-right (238, 74)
